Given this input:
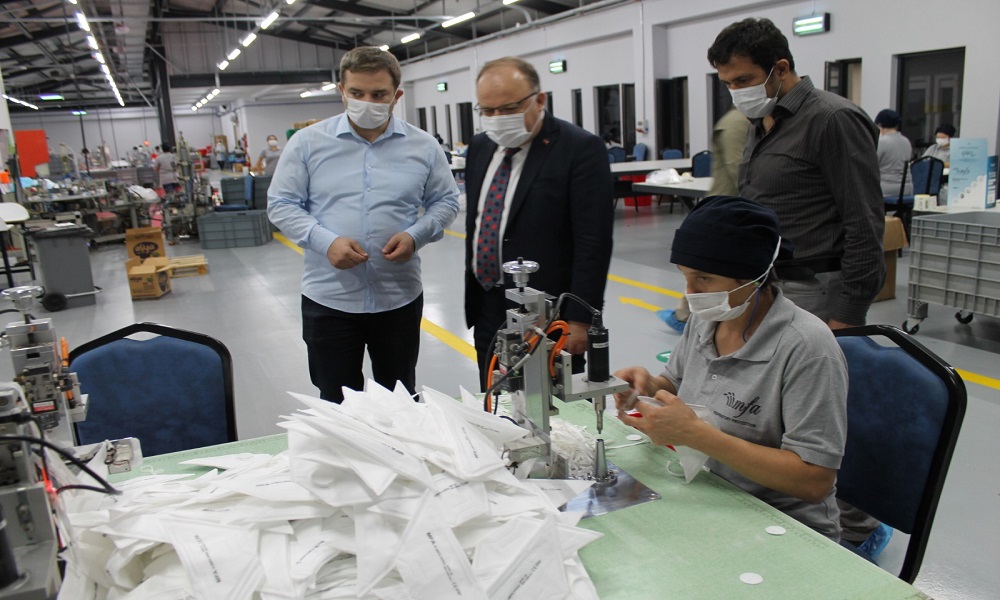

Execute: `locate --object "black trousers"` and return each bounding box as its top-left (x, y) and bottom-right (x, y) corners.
top-left (471, 284), bottom-right (583, 392)
top-left (302, 294), bottom-right (422, 403)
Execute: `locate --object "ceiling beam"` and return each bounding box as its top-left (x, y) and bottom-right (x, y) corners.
top-left (166, 9), bottom-right (351, 48)
top-left (0, 24), bottom-right (73, 49)
top-left (170, 69), bottom-right (333, 88)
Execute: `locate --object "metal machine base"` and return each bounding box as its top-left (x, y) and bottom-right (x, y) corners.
top-left (564, 461), bottom-right (661, 518)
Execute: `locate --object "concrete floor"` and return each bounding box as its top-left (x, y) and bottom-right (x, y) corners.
top-left (5, 193), bottom-right (997, 598)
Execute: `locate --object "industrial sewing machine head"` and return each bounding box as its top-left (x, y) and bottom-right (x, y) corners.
top-left (487, 259), bottom-right (628, 482)
top-left (0, 286), bottom-right (86, 449)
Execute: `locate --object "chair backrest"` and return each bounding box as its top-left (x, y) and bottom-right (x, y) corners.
top-left (691, 150), bottom-right (712, 177)
top-left (910, 156), bottom-right (945, 196)
top-left (69, 322), bottom-right (237, 456)
top-left (608, 147), bottom-right (627, 163)
top-left (632, 143), bottom-right (648, 162)
top-left (833, 325), bottom-right (966, 583)
top-left (661, 148), bottom-right (682, 159)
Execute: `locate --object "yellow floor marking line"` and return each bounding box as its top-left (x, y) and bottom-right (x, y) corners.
top-left (955, 369), bottom-right (1000, 391)
top-left (619, 297), bottom-right (662, 312)
top-left (420, 318), bottom-right (476, 362)
top-left (274, 232), bottom-right (302, 254)
top-left (607, 274), bottom-right (684, 298)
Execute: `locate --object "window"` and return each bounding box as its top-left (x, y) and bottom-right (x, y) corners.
top-left (457, 102), bottom-right (474, 144)
top-left (825, 59), bottom-right (862, 104)
top-left (897, 48), bottom-right (964, 152)
top-left (546, 91), bottom-right (553, 116)
top-left (431, 106), bottom-right (438, 135)
top-left (417, 108), bottom-right (427, 131)
top-left (572, 89), bottom-right (582, 127)
top-left (445, 104), bottom-right (453, 148)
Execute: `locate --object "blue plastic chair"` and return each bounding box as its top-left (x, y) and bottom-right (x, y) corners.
top-left (70, 322), bottom-right (237, 456)
top-left (608, 147), bottom-right (627, 163)
top-left (886, 156), bottom-right (944, 240)
top-left (661, 148), bottom-right (682, 159)
top-left (633, 143), bottom-right (649, 162)
top-left (692, 150), bottom-right (712, 177)
top-left (833, 325), bottom-right (966, 583)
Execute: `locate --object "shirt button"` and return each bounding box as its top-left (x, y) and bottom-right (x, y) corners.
top-left (367, 166), bottom-right (372, 171)
top-left (711, 374), bottom-right (718, 380)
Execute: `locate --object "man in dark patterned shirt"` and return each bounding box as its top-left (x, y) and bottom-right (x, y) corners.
top-left (708, 18), bottom-right (885, 331)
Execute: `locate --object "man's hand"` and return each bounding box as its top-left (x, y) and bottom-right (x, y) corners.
top-left (382, 232), bottom-right (415, 263)
top-left (564, 321), bottom-right (590, 355)
top-left (326, 237), bottom-right (369, 269)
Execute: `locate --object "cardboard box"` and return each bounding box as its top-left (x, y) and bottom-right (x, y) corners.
top-left (125, 226), bottom-right (167, 260)
top-left (126, 257), bottom-right (171, 299)
top-left (875, 216), bottom-right (909, 302)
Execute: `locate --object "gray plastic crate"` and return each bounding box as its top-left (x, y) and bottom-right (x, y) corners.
top-left (197, 210), bottom-right (272, 249)
top-left (220, 176), bottom-right (248, 205)
top-left (907, 211), bottom-right (1000, 327)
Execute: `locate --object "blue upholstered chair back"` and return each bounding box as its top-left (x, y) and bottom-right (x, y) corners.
top-left (691, 150), bottom-right (712, 177)
top-left (632, 143), bottom-right (648, 162)
top-left (69, 323), bottom-right (237, 457)
top-left (608, 147), bottom-right (627, 163)
top-left (834, 325), bottom-right (966, 583)
top-left (660, 148), bottom-right (682, 159)
top-left (910, 156), bottom-right (945, 196)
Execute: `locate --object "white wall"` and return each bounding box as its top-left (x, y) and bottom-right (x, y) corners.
top-left (400, 0), bottom-right (1000, 156)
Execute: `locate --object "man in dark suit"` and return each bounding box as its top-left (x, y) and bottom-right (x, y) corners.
top-left (464, 57), bottom-right (614, 390)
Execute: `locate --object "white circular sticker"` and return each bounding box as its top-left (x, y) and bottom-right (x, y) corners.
top-left (740, 572), bottom-right (763, 585)
top-left (765, 525), bottom-right (786, 536)
top-left (626, 434), bottom-right (643, 442)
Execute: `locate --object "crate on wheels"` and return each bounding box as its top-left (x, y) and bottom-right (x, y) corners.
top-left (905, 211), bottom-right (1000, 333)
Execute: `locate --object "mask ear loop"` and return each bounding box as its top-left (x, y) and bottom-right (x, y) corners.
top-left (753, 236), bottom-right (782, 289)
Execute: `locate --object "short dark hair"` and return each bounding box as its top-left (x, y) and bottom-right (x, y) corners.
top-left (477, 57), bottom-right (541, 91)
top-left (340, 46), bottom-right (401, 89)
top-left (935, 124), bottom-right (957, 137)
top-left (707, 18), bottom-right (796, 72)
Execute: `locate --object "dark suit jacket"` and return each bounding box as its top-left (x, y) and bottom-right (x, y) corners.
top-left (464, 112), bottom-right (614, 327)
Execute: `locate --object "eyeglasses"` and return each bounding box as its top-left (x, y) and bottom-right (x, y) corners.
top-left (474, 91), bottom-right (539, 117)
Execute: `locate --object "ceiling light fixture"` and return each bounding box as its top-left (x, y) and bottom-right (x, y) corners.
top-left (261, 11), bottom-right (280, 29)
top-left (241, 33), bottom-right (257, 47)
top-left (502, 0), bottom-right (521, 5)
top-left (286, 0), bottom-right (297, 5)
top-left (75, 12), bottom-right (90, 32)
top-left (217, 60), bottom-right (230, 70)
top-left (212, 88), bottom-right (221, 95)
top-left (321, 82), bottom-right (337, 91)
top-left (227, 48), bottom-right (241, 60)
top-left (442, 12), bottom-right (475, 28)
top-left (72, 110), bottom-right (87, 116)
top-left (93, 52), bottom-right (105, 64)
top-left (300, 91), bottom-right (313, 98)
top-left (39, 94), bottom-right (65, 101)
top-left (86, 35), bottom-right (98, 50)
top-left (3, 94), bottom-right (40, 110)
top-left (379, 45), bottom-right (390, 51)
top-left (401, 32), bottom-right (421, 44)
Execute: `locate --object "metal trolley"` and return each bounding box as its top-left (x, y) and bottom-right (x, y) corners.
top-left (904, 211), bottom-right (1000, 334)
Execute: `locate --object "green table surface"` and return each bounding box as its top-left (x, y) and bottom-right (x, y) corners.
top-left (112, 401), bottom-right (926, 600)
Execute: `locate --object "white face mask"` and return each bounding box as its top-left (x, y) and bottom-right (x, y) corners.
top-left (730, 67), bottom-right (781, 119)
top-left (268, 139), bottom-right (278, 148)
top-left (684, 237), bottom-right (781, 322)
top-left (935, 137), bottom-right (949, 147)
top-left (481, 104), bottom-right (541, 148)
top-left (346, 98), bottom-right (393, 130)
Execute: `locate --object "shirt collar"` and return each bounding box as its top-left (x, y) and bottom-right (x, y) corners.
top-left (333, 113), bottom-right (406, 142)
top-left (773, 75), bottom-right (814, 118)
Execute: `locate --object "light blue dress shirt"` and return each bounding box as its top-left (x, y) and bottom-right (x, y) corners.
top-left (267, 114), bottom-right (460, 313)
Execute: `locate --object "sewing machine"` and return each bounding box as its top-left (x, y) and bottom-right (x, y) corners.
top-left (489, 259), bottom-right (660, 514)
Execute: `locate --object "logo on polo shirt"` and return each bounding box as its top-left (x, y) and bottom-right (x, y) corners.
top-left (724, 391), bottom-right (761, 419)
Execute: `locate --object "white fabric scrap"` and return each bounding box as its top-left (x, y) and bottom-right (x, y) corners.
top-left (57, 383), bottom-right (602, 598)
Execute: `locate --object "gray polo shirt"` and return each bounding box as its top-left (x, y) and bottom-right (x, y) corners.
top-left (662, 289), bottom-right (848, 540)
top-left (739, 76), bottom-right (885, 326)
top-left (877, 131), bottom-right (913, 197)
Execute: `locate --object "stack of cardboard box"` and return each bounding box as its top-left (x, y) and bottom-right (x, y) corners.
top-left (124, 227), bottom-right (171, 300)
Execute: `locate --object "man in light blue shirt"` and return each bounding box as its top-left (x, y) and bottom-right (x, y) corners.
top-left (268, 47), bottom-right (459, 402)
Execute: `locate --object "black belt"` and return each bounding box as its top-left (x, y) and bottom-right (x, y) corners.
top-left (774, 256), bottom-right (841, 281)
